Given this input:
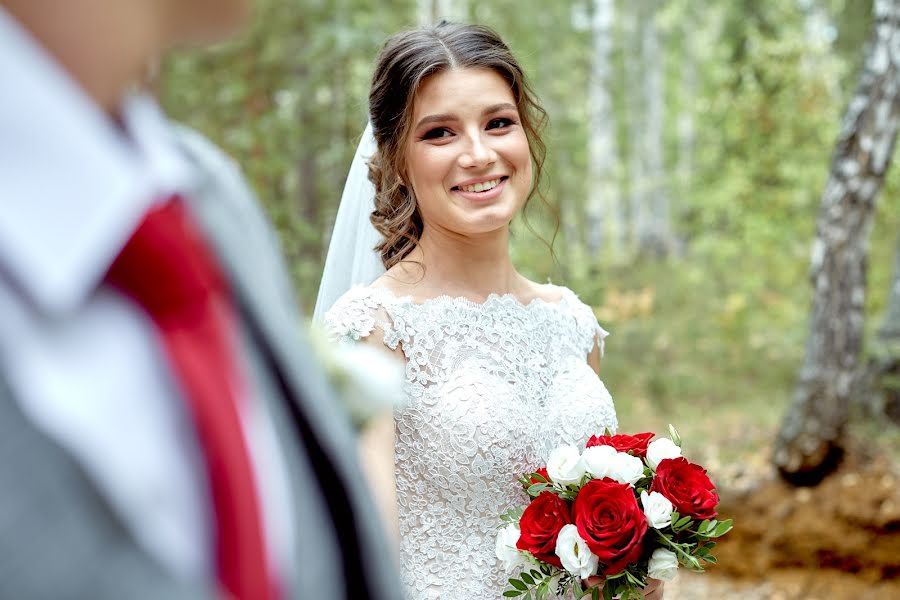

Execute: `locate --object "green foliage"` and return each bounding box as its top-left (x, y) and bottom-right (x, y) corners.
top-left (504, 564), bottom-right (565, 599)
top-left (161, 0), bottom-right (900, 446)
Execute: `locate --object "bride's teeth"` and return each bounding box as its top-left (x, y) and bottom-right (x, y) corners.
top-left (460, 179), bottom-right (501, 193)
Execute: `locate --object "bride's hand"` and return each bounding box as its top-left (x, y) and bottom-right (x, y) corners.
top-left (582, 576), bottom-right (664, 599)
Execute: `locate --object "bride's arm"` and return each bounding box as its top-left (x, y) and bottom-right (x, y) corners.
top-left (356, 329), bottom-right (404, 556)
top-left (358, 411), bottom-right (400, 552)
top-left (588, 334), bottom-right (602, 375)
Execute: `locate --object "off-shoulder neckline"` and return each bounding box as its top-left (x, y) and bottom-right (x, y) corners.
top-left (357, 283), bottom-right (580, 311)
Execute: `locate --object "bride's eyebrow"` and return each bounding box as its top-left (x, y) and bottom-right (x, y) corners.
top-left (415, 113), bottom-right (456, 129)
top-left (414, 103), bottom-right (517, 130)
top-left (483, 102), bottom-right (516, 116)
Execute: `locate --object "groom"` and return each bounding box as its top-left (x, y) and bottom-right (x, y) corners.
top-left (0, 1), bottom-right (401, 599)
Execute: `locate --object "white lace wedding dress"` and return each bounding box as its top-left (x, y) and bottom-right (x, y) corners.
top-left (324, 284), bottom-right (618, 599)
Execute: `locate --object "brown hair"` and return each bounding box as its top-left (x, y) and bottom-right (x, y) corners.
top-left (367, 21), bottom-right (550, 270)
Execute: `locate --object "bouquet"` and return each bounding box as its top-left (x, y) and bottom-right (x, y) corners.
top-left (496, 426), bottom-right (732, 600)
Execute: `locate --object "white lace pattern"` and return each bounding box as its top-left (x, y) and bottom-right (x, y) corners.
top-left (325, 285), bottom-right (618, 599)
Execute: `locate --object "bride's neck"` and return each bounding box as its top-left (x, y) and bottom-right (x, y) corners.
top-left (405, 225), bottom-right (523, 299)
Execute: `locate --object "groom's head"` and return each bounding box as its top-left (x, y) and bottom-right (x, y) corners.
top-left (1, 0), bottom-right (254, 46)
top-left (0, 0), bottom-right (254, 111)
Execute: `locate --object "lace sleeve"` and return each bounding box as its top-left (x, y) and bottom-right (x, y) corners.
top-left (565, 290), bottom-right (610, 358)
top-left (322, 285), bottom-right (398, 349)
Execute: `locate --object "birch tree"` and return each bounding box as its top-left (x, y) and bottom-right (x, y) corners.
top-left (774, 0), bottom-right (900, 484)
top-left (586, 0), bottom-right (623, 257)
top-left (640, 0), bottom-right (674, 256)
top-left (676, 8), bottom-right (698, 195)
top-left (624, 1), bottom-right (649, 254)
top-left (625, 0), bottom-right (675, 256)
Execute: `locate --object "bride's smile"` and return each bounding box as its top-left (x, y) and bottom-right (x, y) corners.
top-left (404, 67), bottom-right (532, 237)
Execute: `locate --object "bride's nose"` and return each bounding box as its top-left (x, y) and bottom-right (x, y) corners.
top-left (458, 133), bottom-right (497, 169)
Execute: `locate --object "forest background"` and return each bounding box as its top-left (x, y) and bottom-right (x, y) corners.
top-left (161, 1), bottom-right (899, 596)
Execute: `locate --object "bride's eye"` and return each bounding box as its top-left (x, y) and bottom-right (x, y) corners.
top-left (421, 127), bottom-right (453, 140)
top-left (487, 117), bottom-right (516, 130)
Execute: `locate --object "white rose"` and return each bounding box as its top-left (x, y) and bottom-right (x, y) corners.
top-left (640, 490), bottom-right (674, 529)
top-left (647, 548), bottom-right (679, 581)
top-left (581, 444), bottom-right (617, 479)
top-left (646, 438), bottom-right (682, 469)
top-left (547, 445), bottom-right (586, 486)
top-left (555, 524), bottom-right (599, 580)
top-left (609, 451), bottom-right (645, 486)
top-left (311, 333), bottom-right (406, 428)
top-left (495, 524), bottom-right (526, 572)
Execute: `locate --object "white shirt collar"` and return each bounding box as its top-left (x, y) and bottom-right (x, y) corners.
top-left (0, 8), bottom-right (195, 317)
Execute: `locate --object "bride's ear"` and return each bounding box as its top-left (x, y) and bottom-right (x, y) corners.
top-left (397, 169), bottom-right (414, 201)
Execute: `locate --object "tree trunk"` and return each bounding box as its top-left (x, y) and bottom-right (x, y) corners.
top-left (640, 0), bottom-right (674, 257)
top-left (586, 0), bottom-right (622, 257)
top-left (676, 18), bottom-right (696, 197)
top-left (624, 1), bottom-right (647, 254)
top-left (773, 0), bottom-right (900, 485)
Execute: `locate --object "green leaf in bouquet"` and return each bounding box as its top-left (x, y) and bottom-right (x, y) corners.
top-left (558, 489), bottom-right (578, 502)
top-left (527, 483), bottom-right (551, 497)
top-left (683, 554), bottom-right (702, 570)
top-left (500, 506), bottom-right (525, 524)
top-left (702, 555), bottom-right (718, 564)
top-left (674, 515), bottom-right (693, 530)
top-left (530, 472), bottom-right (549, 484)
top-left (694, 542), bottom-right (715, 558)
top-left (711, 519), bottom-right (733, 537)
top-left (521, 572), bottom-right (535, 585)
top-left (668, 424), bottom-right (682, 448)
top-left (573, 582), bottom-right (587, 599)
top-left (503, 591), bottom-right (523, 597)
top-left (697, 519), bottom-right (711, 535)
top-left (510, 578), bottom-right (528, 591)
top-left (591, 579), bottom-right (616, 600)
top-left (624, 571), bottom-right (644, 587)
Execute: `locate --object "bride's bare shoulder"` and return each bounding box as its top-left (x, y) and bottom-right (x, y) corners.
top-left (370, 262), bottom-right (423, 293)
top-left (520, 278), bottom-right (569, 304)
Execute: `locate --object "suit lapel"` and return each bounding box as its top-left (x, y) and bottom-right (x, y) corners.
top-left (173, 130), bottom-right (399, 598)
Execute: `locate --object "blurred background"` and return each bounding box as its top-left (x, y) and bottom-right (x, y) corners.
top-left (161, 0), bottom-right (899, 597)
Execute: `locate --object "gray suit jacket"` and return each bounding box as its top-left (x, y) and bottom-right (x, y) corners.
top-left (0, 126), bottom-right (403, 600)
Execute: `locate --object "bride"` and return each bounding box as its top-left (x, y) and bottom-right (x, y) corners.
top-left (316, 22), bottom-right (662, 600)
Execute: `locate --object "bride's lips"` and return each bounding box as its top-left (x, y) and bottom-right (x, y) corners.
top-left (450, 176), bottom-right (509, 202)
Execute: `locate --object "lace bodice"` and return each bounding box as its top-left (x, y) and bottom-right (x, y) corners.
top-left (325, 284), bottom-right (618, 599)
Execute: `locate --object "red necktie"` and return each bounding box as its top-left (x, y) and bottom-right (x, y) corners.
top-left (106, 198), bottom-right (275, 600)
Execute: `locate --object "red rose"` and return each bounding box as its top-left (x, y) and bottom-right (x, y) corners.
top-left (530, 467), bottom-right (550, 484)
top-left (516, 491), bottom-right (571, 568)
top-left (586, 431), bottom-right (655, 457)
top-left (573, 478), bottom-right (648, 575)
top-left (651, 457), bottom-right (719, 520)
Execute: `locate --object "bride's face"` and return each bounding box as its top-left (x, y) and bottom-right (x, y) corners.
top-left (403, 67), bottom-right (532, 238)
